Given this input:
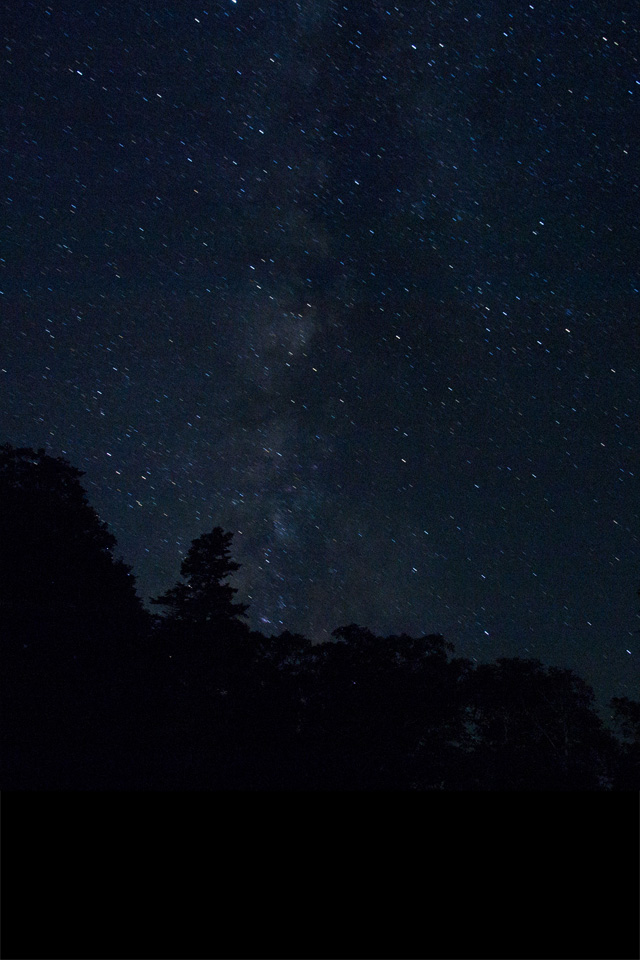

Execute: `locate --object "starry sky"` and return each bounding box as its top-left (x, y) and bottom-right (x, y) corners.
top-left (2, 0), bottom-right (639, 702)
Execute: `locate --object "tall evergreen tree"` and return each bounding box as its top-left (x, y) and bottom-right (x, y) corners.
top-left (151, 527), bottom-right (248, 632)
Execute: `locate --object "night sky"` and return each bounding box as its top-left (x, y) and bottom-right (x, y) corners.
top-left (3, 0), bottom-right (638, 703)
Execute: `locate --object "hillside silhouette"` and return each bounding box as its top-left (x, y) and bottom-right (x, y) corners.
top-left (1, 443), bottom-right (638, 790)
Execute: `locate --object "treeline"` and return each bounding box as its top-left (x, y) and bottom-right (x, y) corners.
top-left (1, 444), bottom-right (638, 790)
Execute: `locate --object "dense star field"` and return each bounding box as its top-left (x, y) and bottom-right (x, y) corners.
top-left (2, 0), bottom-right (638, 702)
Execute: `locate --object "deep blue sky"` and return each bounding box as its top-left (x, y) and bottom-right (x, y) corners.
top-left (2, 0), bottom-right (638, 702)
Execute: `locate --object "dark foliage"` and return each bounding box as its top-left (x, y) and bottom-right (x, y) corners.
top-left (609, 696), bottom-right (640, 789)
top-left (1, 444), bottom-right (637, 791)
top-left (0, 444), bottom-right (149, 788)
top-left (150, 526), bottom-right (249, 629)
top-left (460, 658), bottom-right (618, 790)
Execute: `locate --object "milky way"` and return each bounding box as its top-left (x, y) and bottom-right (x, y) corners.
top-left (2, 0), bottom-right (638, 702)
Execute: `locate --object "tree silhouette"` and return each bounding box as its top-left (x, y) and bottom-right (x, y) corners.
top-left (2, 442), bottom-right (636, 791)
top-left (0, 444), bottom-right (145, 649)
top-left (462, 658), bottom-right (617, 789)
top-left (609, 696), bottom-right (640, 789)
top-left (610, 697), bottom-right (640, 744)
top-left (0, 444), bottom-right (148, 787)
top-left (145, 527), bottom-right (253, 787)
top-left (291, 625), bottom-right (470, 790)
top-left (151, 526), bottom-right (248, 632)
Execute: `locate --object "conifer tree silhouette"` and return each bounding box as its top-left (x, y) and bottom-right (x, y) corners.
top-left (151, 526), bottom-right (248, 634)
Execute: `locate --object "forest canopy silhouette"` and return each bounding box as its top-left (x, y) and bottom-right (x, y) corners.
top-left (1, 443), bottom-right (638, 790)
